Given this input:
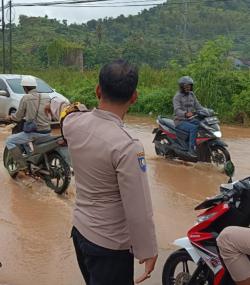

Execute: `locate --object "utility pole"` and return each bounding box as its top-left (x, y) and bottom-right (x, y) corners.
top-left (9, 0), bottom-right (12, 73)
top-left (183, 0), bottom-right (188, 42)
top-left (1, 0), bottom-right (6, 73)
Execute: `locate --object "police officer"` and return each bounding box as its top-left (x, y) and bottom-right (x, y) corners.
top-left (48, 60), bottom-right (158, 285)
top-left (217, 226), bottom-right (250, 285)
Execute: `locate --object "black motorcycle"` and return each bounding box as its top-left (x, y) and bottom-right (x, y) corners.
top-left (3, 121), bottom-right (71, 194)
top-left (153, 109), bottom-right (231, 169)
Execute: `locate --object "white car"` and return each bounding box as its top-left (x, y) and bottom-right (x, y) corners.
top-left (0, 74), bottom-right (69, 117)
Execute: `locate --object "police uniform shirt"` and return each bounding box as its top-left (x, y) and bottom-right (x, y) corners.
top-left (52, 100), bottom-right (158, 260)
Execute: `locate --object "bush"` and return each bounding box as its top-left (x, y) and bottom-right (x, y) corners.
top-left (232, 88), bottom-right (250, 125)
top-left (16, 37), bottom-right (250, 125)
top-left (131, 87), bottom-right (173, 116)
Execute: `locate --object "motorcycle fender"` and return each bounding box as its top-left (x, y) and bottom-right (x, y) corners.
top-left (152, 127), bottom-right (159, 134)
top-left (55, 146), bottom-right (72, 166)
top-left (174, 237), bottom-right (200, 264)
top-left (152, 128), bottom-right (162, 142)
top-left (208, 140), bottom-right (228, 148)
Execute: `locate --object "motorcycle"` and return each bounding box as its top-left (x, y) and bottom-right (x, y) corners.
top-left (2, 120), bottom-right (71, 195)
top-left (162, 161), bottom-right (250, 285)
top-left (152, 109), bottom-right (230, 169)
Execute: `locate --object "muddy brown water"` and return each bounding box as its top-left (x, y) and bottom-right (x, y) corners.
top-left (0, 116), bottom-right (250, 285)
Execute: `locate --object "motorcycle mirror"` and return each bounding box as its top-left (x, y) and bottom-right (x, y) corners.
top-left (224, 161), bottom-right (235, 183)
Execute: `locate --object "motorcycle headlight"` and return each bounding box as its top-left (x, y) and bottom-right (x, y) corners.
top-left (213, 131), bottom-right (222, 138)
top-left (197, 212), bottom-right (217, 223)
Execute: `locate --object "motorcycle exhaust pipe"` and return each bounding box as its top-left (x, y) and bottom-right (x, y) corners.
top-left (38, 170), bottom-right (50, 175)
top-left (31, 166), bottom-right (50, 176)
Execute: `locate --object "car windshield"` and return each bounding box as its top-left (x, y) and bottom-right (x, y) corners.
top-left (6, 78), bottom-right (53, 94)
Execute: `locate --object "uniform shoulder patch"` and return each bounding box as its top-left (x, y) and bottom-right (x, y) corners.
top-left (60, 102), bottom-right (82, 121)
top-left (137, 151), bottom-right (147, 172)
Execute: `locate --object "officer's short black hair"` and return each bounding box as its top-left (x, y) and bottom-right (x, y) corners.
top-left (99, 59), bottom-right (138, 104)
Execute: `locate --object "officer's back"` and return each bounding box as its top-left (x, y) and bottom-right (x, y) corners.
top-left (51, 60), bottom-right (158, 285)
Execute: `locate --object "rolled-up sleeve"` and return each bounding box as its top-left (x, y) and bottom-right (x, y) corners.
top-left (116, 140), bottom-right (158, 260)
top-left (11, 97), bottom-right (26, 121)
top-left (50, 97), bottom-right (69, 121)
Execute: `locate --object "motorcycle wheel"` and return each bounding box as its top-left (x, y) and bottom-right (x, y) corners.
top-left (44, 152), bottom-right (71, 195)
top-left (209, 145), bottom-right (231, 171)
top-left (3, 147), bottom-right (18, 178)
top-left (162, 249), bottom-right (213, 285)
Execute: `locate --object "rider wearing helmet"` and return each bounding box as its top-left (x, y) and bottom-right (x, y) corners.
top-left (5, 75), bottom-right (51, 167)
top-left (173, 76), bottom-right (205, 157)
top-left (217, 226), bottom-right (250, 285)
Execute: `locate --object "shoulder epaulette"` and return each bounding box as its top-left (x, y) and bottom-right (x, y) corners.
top-left (120, 125), bottom-right (137, 141)
top-left (60, 102), bottom-right (89, 142)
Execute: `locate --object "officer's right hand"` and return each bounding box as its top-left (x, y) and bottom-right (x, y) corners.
top-left (135, 255), bottom-right (158, 284)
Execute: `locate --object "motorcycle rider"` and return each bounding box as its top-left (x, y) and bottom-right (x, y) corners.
top-left (217, 226), bottom-right (250, 285)
top-left (173, 76), bottom-right (205, 157)
top-left (5, 76), bottom-right (51, 168)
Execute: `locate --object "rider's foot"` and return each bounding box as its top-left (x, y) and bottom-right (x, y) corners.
top-left (188, 149), bottom-right (198, 158)
top-left (9, 147), bottom-right (27, 170)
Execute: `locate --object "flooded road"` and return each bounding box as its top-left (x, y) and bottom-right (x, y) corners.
top-left (1, 116), bottom-right (250, 285)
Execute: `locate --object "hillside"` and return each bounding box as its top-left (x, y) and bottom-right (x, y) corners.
top-left (1, 0), bottom-right (250, 69)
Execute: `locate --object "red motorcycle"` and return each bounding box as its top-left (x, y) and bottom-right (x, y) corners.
top-left (162, 163), bottom-right (250, 285)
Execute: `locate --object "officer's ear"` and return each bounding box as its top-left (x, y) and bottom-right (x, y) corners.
top-left (130, 91), bottom-right (138, 105)
top-left (96, 85), bottom-right (102, 101)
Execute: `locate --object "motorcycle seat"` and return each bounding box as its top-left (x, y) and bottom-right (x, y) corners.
top-left (33, 136), bottom-right (61, 145)
top-left (158, 117), bottom-right (176, 130)
top-left (158, 117), bottom-right (189, 137)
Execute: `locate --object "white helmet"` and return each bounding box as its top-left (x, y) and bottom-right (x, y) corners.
top-left (21, 76), bottom-right (37, 87)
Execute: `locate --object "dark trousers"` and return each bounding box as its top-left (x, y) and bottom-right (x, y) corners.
top-left (176, 119), bottom-right (200, 151)
top-left (71, 227), bottom-right (134, 285)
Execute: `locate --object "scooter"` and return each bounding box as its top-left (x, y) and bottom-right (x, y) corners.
top-left (162, 162), bottom-right (250, 285)
top-left (153, 109), bottom-right (230, 169)
top-left (2, 120), bottom-right (72, 195)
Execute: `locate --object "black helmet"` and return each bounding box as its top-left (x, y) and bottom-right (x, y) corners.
top-left (178, 76), bottom-right (194, 85)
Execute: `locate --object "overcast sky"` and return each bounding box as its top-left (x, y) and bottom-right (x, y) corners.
top-left (9, 0), bottom-right (166, 24)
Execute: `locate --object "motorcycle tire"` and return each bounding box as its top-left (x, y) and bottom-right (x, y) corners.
top-left (3, 147), bottom-right (18, 179)
top-left (209, 145), bottom-right (231, 171)
top-left (44, 152), bottom-right (71, 195)
top-left (162, 249), bottom-right (214, 285)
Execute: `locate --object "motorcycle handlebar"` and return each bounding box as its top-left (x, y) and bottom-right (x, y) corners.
top-left (223, 180), bottom-right (250, 201)
top-left (188, 114), bottom-right (198, 120)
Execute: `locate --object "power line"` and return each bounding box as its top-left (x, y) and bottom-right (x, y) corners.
top-left (9, 0), bottom-right (165, 8)
top-left (13, 0), bottom-right (164, 4)
top-left (30, 4), bottom-right (164, 7)
top-left (12, 0), bottom-right (124, 7)
top-left (10, 0), bottom-right (250, 8)
top-left (4, 0), bottom-right (248, 9)
top-left (57, 0), bottom-right (165, 7)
